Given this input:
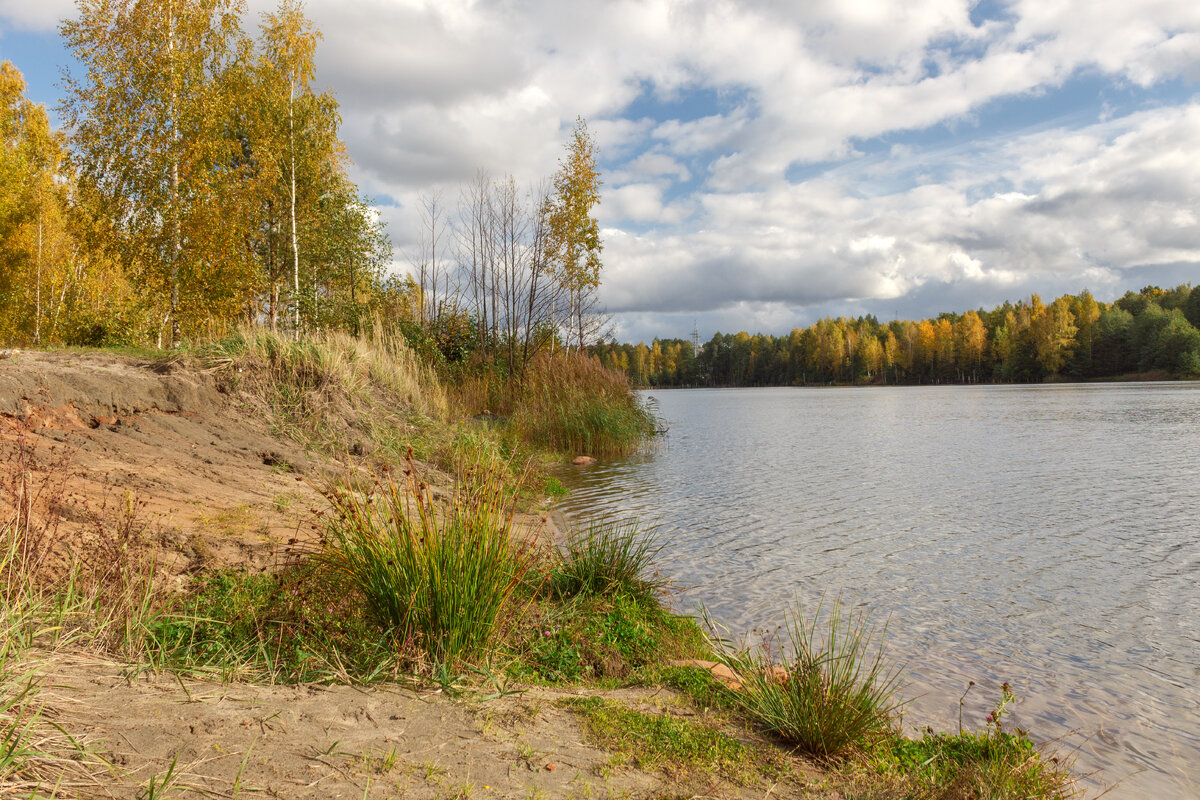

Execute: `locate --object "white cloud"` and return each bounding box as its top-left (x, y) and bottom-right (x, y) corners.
top-left (0, 0), bottom-right (73, 31)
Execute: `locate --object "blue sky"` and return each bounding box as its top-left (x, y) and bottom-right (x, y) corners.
top-left (3, 0), bottom-right (1198, 343)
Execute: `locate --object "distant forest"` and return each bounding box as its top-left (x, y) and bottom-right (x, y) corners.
top-left (595, 285), bottom-right (1200, 387)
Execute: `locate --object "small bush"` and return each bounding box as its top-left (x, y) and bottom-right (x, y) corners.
top-left (550, 518), bottom-right (664, 601)
top-left (717, 597), bottom-right (905, 758)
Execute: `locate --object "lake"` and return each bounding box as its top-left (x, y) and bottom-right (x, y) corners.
top-left (552, 383), bottom-right (1200, 799)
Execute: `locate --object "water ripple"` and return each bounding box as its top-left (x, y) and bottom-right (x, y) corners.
top-left (555, 383), bottom-right (1200, 800)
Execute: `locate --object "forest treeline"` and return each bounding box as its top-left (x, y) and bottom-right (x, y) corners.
top-left (1, 0), bottom-right (605, 374)
top-left (596, 285), bottom-right (1200, 387)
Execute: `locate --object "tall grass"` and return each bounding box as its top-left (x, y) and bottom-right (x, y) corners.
top-left (207, 322), bottom-right (448, 445)
top-left (320, 455), bottom-right (536, 667)
top-left (508, 352), bottom-right (659, 457)
top-left (550, 518), bottom-right (665, 601)
top-left (452, 351), bottom-right (659, 457)
top-left (716, 597), bottom-right (906, 758)
top-left (1, 524), bottom-right (121, 796)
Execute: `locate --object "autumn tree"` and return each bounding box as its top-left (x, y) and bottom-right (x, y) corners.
top-left (1029, 294), bottom-right (1077, 375)
top-left (61, 0), bottom-right (259, 344)
top-left (954, 311), bottom-right (988, 382)
top-left (546, 117), bottom-right (603, 349)
top-left (247, 0), bottom-right (360, 335)
top-left (0, 61), bottom-right (72, 343)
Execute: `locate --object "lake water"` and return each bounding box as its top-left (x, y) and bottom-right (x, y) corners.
top-left (552, 383), bottom-right (1200, 799)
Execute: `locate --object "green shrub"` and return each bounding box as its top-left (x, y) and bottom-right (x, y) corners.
top-left (717, 597), bottom-right (905, 757)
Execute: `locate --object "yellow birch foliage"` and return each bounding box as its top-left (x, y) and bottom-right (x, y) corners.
top-left (60, 0), bottom-right (260, 342)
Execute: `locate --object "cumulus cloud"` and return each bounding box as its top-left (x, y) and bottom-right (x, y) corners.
top-left (0, 0), bottom-right (73, 31)
top-left (4, 0), bottom-right (1199, 340)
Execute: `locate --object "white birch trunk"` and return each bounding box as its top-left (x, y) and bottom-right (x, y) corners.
top-left (290, 81), bottom-right (300, 338)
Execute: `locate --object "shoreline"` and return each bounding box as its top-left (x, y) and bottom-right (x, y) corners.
top-left (2, 346), bottom-right (1082, 799)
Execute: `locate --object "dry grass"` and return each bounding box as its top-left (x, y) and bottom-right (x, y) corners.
top-left (207, 322), bottom-right (449, 460)
top-left (453, 350), bottom-right (659, 457)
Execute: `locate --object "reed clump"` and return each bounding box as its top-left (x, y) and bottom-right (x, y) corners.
top-left (451, 351), bottom-right (659, 458)
top-left (716, 596), bottom-right (906, 758)
top-left (550, 518), bottom-right (665, 601)
top-left (319, 454), bottom-right (536, 667)
top-left (508, 351), bottom-right (659, 457)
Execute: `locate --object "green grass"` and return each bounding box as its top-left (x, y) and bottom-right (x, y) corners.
top-left (320, 454), bottom-right (536, 668)
top-left (140, 566), bottom-right (400, 683)
top-left (655, 664), bottom-right (739, 712)
top-left (858, 682), bottom-right (1078, 800)
top-left (550, 518), bottom-right (665, 602)
top-left (509, 593), bottom-right (708, 684)
top-left (560, 696), bottom-right (776, 782)
top-left (852, 723), bottom-right (1077, 800)
top-left (715, 596), bottom-right (906, 758)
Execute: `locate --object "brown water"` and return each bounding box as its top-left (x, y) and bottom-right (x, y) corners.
top-left (553, 383), bottom-right (1200, 799)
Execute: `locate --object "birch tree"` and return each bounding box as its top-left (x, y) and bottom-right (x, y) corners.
top-left (546, 117), bottom-right (603, 350)
top-left (61, 0), bottom-right (255, 344)
top-left (257, 0), bottom-right (322, 335)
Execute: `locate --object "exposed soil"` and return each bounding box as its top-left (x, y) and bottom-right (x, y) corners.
top-left (2, 351), bottom-right (834, 799)
top-left (29, 653), bottom-right (830, 800)
top-left (0, 349), bottom-right (332, 578)
top-left (0, 350), bottom-right (552, 578)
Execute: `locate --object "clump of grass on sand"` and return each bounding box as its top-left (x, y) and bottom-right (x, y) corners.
top-left (715, 596), bottom-right (905, 758)
top-left (560, 695), bottom-right (780, 783)
top-left (1, 523), bottom-right (126, 795)
top-left (708, 598), bottom-right (1078, 799)
top-left (319, 453), bottom-right (537, 668)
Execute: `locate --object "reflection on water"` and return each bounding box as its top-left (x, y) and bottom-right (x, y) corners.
top-left (553, 383), bottom-right (1200, 799)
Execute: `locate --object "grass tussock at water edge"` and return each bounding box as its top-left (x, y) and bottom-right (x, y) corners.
top-left (715, 596), bottom-right (905, 758)
top-left (452, 350), bottom-right (660, 458)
